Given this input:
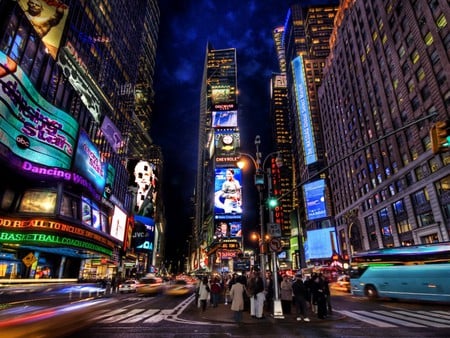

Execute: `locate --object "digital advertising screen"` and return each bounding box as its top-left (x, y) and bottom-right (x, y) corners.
top-left (303, 179), bottom-right (327, 220)
top-left (110, 205), bottom-right (127, 242)
top-left (134, 215), bottom-right (155, 252)
top-left (0, 51), bottom-right (78, 169)
top-left (304, 227), bottom-right (338, 261)
top-left (214, 167), bottom-right (242, 215)
top-left (73, 130), bottom-right (106, 194)
top-left (212, 110), bottom-right (237, 128)
top-left (214, 129), bottom-right (240, 158)
top-left (292, 56), bottom-right (317, 165)
top-left (18, 0), bottom-right (69, 59)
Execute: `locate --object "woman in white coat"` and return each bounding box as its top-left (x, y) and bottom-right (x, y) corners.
top-left (229, 275), bottom-right (246, 323)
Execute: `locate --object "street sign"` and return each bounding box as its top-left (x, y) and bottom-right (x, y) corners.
top-left (269, 238), bottom-right (282, 253)
top-left (22, 252), bottom-right (37, 267)
top-left (267, 222), bottom-right (282, 237)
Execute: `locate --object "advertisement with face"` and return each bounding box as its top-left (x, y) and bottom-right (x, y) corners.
top-left (0, 51), bottom-right (78, 169)
top-left (18, 0), bottom-right (69, 58)
top-left (214, 167), bottom-right (242, 215)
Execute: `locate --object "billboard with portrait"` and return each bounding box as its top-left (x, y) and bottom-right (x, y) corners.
top-left (0, 52), bottom-right (78, 169)
top-left (214, 167), bottom-right (242, 215)
top-left (303, 179), bottom-right (327, 220)
top-left (18, 0), bottom-right (69, 59)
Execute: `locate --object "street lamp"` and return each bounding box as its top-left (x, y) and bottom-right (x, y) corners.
top-left (238, 135), bottom-right (284, 319)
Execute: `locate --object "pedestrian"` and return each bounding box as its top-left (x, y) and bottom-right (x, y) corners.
top-left (253, 269), bottom-right (265, 319)
top-left (311, 274), bottom-right (327, 319)
top-left (229, 275), bottom-right (246, 323)
top-left (210, 277), bottom-right (222, 307)
top-left (246, 270), bottom-right (257, 318)
top-left (265, 271), bottom-right (274, 313)
top-left (292, 274), bottom-right (310, 322)
top-left (198, 276), bottom-right (210, 312)
top-left (280, 275), bottom-right (293, 314)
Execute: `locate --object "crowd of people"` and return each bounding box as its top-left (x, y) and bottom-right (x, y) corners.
top-left (194, 268), bottom-right (333, 323)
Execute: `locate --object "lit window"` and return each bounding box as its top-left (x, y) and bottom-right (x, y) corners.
top-left (424, 32), bottom-right (434, 45)
top-left (436, 14), bottom-right (447, 29)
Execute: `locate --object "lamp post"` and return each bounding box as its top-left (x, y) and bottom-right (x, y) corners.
top-left (238, 135), bottom-right (284, 319)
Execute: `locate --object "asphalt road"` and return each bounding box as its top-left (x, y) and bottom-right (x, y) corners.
top-left (1, 284), bottom-right (449, 338)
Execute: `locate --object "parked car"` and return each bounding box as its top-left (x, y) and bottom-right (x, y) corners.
top-left (164, 279), bottom-right (193, 296)
top-left (118, 280), bottom-right (138, 293)
top-left (136, 276), bottom-right (163, 296)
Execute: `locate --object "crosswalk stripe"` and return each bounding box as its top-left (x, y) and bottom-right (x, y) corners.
top-left (143, 314), bottom-right (165, 323)
top-left (355, 310), bottom-right (426, 327)
top-left (119, 309), bottom-right (160, 323)
top-left (391, 311), bottom-right (450, 327)
top-left (336, 310), bottom-right (396, 327)
top-left (94, 308), bottom-right (128, 320)
top-left (101, 309), bottom-right (146, 323)
top-left (417, 311), bottom-right (450, 320)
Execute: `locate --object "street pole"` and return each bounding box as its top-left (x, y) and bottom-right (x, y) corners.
top-left (267, 168), bottom-right (284, 319)
top-left (257, 184), bottom-right (266, 291)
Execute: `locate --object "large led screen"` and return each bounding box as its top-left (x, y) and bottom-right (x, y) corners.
top-left (110, 205), bottom-right (127, 242)
top-left (134, 215), bottom-right (155, 252)
top-left (292, 56), bottom-right (317, 165)
top-left (212, 110), bottom-right (237, 128)
top-left (214, 167), bottom-right (242, 215)
top-left (0, 52), bottom-right (78, 169)
top-left (214, 219), bottom-right (242, 239)
top-left (214, 129), bottom-right (240, 158)
top-left (18, 0), bottom-right (69, 59)
top-left (304, 227), bottom-right (338, 261)
top-left (303, 179), bottom-right (327, 220)
top-left (73, 130), bottom-right (106, 194)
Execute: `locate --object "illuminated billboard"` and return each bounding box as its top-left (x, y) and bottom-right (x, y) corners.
top-left (303, 179), bottom-right (327, 220)
top-left (132, 160), bottom-right (158, 218)
top-left (304, 227), bottom-right (337, 260)
top-left (215, 129), bottom-right (240, 159)
top-left (292, 56), bottom-right (317, 165)
top-left (0, 52), bottom-right (78, 169)
top-left (73, 130), bottom-right (106, 194)
top-left (212, 110), bottom-right (237, 128)
top-left (101, 116), bottom-right (124, 153)
top-left (211, 85), bottom-right (232, 105)
top-left (214, 167), bottom-right (242, 215)
top-left (110, 205), bottom-right (127, 242)
top-left (18, 0), bottom-right (69, 59)
top-left (134, 215), bottom-right (155, 252)
top-left (214, 219), bottom-right (242, 239)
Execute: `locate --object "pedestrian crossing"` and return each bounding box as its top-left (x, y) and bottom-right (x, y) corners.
top-left (336, 309), bottom-right (450, 328)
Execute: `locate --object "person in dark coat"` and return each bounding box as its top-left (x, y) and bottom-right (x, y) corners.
top-left (311, 273), bottom-right (327, 319)
top-left (292, 274), bottom-right (310, 322)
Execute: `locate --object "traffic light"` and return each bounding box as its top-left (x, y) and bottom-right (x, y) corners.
top-left (430, 120), bottom-right (450, 154)
top-left (267, 196), bottom-right (279, 208)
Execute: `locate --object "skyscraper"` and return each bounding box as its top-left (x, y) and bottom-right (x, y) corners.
top-left (192, 45), bottom-right (242, 273)
top-left (319, 0), bottom-right (449, 254)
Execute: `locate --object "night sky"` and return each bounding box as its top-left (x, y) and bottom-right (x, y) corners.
top-left (152, 0), bottom-right (295, 268)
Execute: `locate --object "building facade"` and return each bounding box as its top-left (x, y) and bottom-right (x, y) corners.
top-left (0, 0), bottom-right (161, 282)
top-left (318, 0), bottom-right (450, 256)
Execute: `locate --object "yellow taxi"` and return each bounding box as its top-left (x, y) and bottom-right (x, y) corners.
top-left (136, 276), bottom-right (163, 296)
top-left (164, 279), bottom-right (194, 296)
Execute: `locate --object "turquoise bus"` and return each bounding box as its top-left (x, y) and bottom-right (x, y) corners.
top-left (349, 243), bottom-right (450, 303)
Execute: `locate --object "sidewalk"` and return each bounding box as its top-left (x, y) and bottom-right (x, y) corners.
top-left (181, 299), bottom-right (343, 324)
